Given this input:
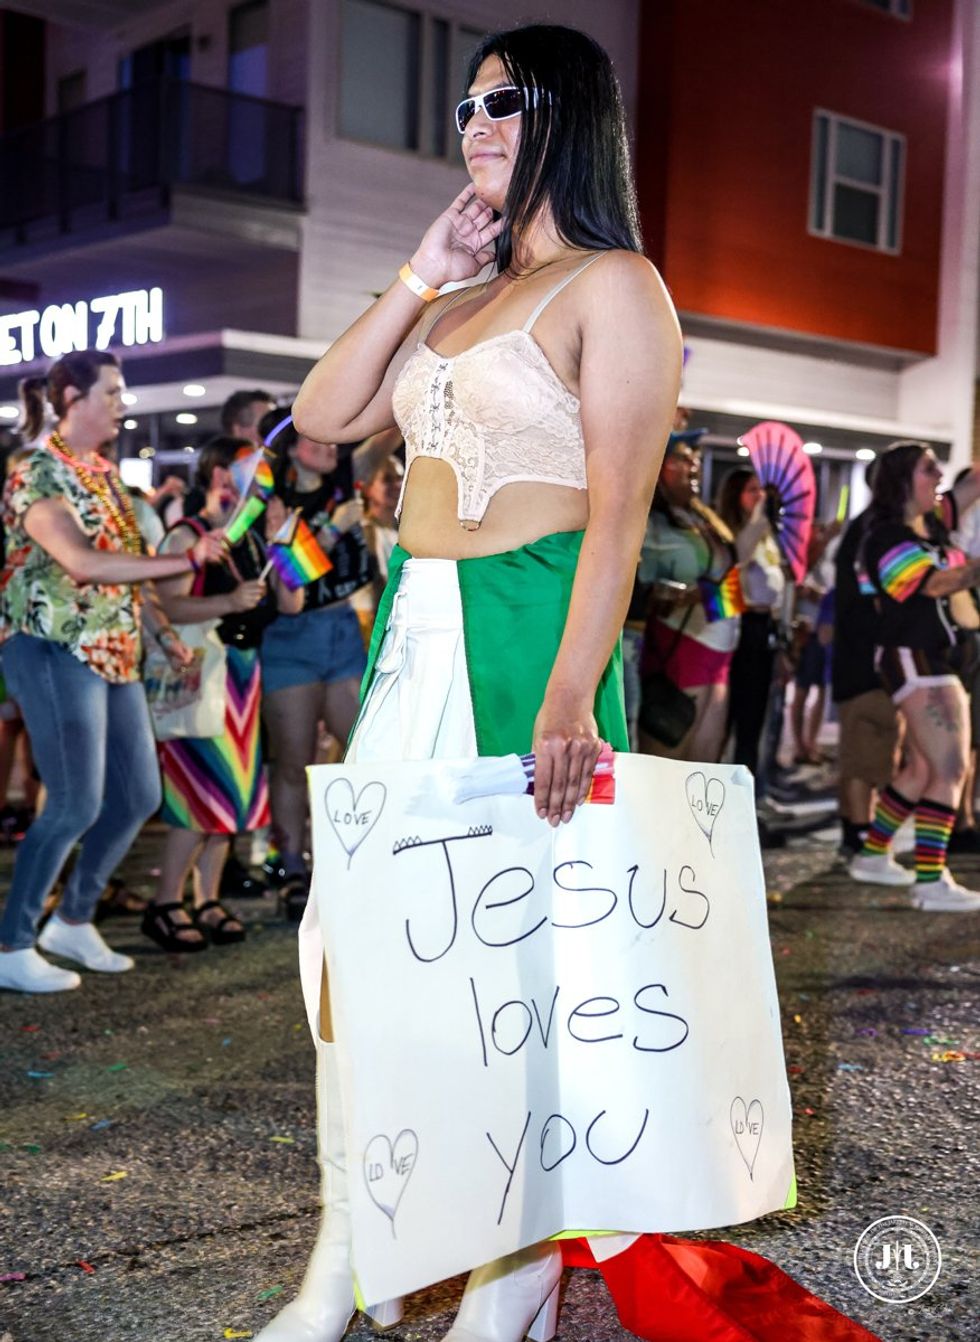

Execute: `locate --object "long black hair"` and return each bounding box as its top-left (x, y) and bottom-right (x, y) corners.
top-left (716, 467), bottom-right (759, 533)
top-left (869, 440), bottom-right (929, 524)
top-left (465, 24), bottom-right (642, 274)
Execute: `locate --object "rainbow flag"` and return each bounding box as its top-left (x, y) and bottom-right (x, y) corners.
top-left (698, 567), bottom-right (746, 622)
top-left (268, 512), bottom-right (332, 589)
top-left (224, 494), bottom-right (266, 545)
top-left (231, 446), bottom-right (276, 499)
top-left (520, 741), bottom-right (616, 805)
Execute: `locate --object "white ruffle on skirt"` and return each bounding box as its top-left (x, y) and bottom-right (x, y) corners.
top-left (298, 558), bottom-right (477, 1039)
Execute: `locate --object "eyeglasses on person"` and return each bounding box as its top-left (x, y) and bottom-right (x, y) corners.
top-left (455, 84), bottom-right (545, 135)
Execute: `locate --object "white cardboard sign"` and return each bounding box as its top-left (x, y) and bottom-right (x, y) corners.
top-left (310, 753), bottom-right (795, 1302)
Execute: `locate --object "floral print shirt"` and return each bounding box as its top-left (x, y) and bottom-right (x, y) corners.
top-left (0, 447), bottom-right (142, 683)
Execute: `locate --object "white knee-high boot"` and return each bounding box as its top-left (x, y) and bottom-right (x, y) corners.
top-left (255, 1041), bottom-right (403, 1341)
top-left (441, 1243), bottom-right (563, 1342)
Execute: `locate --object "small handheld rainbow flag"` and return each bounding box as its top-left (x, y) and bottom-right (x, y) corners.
top-left (520, 741), bottom-right (617, 805)
top-left (265, 510), bottom-right (332, 589)
top-left (224, 494), bottom-right (266, 545)
top-left (231, 446), bottom-right (276, 500)
top-left (698, 567), bottom-right (746, 622)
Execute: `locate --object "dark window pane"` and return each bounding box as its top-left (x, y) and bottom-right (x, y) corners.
top-left (452, 25), bottom-right (485, 161)
top-left (887, 137), bottom-right (903, 250)
top-left (429, 18), bottom-right (448, 157)
top-left (340, 0), bottom-right (420, 151)
top-left (229, 0), bottom-right (269, 97)
top-left (836, 122), bottom-right (882, 185)
top-left (57, 70), bottom-right (87, 113)
top-left (833, 184), bottom-right (879, 244)
top-left (811, 113), bottom-right (828, 231)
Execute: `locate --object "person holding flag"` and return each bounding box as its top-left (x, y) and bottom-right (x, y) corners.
top-left (141, 437), bottom-right (304, 954)
top-left (254, 412), bottom-right (375, 920)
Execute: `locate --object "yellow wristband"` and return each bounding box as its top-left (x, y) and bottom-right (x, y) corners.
top-left (398, 262), bottom-right (440, 303)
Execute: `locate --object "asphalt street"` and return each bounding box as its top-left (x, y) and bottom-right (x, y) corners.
top-left (0, 807), bottom-right (977, 1342)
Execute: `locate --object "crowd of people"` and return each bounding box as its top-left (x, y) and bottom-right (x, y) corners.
top-left (0, 20), bottom-right (971, 1342)
top-left (0, 359), bottom-right (407, 991)
top-left (1, 360), bottom-right (979, 987)
top-left (633, 427), bottom-right (980, 912)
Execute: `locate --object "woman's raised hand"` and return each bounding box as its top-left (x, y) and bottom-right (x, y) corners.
top-left (409, 184), bottom-right (503, 289)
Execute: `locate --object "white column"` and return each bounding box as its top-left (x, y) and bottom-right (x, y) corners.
top-left (897, 0), bottom-right (980, 468)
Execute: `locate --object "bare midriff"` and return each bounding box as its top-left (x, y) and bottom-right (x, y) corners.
top-left (397, 457), bottom-right (590, 559)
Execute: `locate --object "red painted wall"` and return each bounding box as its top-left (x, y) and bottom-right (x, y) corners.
top-left (636, 0), bottom-right (954, 354)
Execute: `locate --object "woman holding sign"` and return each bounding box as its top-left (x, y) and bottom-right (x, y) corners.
top-left (257, 24), bottom-right (679, 1342)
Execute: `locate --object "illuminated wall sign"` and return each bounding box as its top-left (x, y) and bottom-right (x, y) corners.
top-left (0, 287), bottom-right (164, 367)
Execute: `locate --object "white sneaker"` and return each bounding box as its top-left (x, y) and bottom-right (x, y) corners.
top-left (0, 946), bottom-right (81, 993)
top-left (848, 851), bottom-right (915, 887)
top-left (912, 870), bottom-right (980, 912)
top-left (38, 915), bottom-right (134, 972)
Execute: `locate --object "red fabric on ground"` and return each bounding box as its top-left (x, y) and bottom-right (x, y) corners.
top-left (561, 1236), bottom-right (882, 1342)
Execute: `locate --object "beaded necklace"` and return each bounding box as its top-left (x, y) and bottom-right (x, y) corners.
top-left (47, 431), bottom-right (143, 556)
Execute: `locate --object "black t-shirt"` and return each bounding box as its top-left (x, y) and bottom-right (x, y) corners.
top-left (179, 515), bottom-right (276, 649)
top-left (862, 518), bottom-right (956, 653)
top-left (832, 509), bottom-right (878, 702)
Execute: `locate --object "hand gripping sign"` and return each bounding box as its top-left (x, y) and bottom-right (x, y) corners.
top-left (309, 753), bottom-right (795, 1303)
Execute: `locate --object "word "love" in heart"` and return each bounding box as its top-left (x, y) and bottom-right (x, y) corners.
top-left (363, 1129), bottom-right (418, 1235)
top-left (730, 1096), bottom-right (764, 1180)
top-left (325, 779), bottom-right (386, 868)
top-left (685, 772), bottom-right (725, 852)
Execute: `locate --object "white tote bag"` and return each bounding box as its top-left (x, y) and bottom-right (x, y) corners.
top-left (144, 619), bottom-right (227, 740)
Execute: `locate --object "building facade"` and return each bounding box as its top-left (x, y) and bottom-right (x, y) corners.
top-left (0, 0), bottom-right (976, 507)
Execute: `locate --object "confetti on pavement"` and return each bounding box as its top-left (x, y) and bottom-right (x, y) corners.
top-left (101, 1170), bottom-right (128, 1182)
top-left (0, 1273), bottom-right (26, 1282)
top-left (77, 1260), bottom-right (95, 1273)
top-left (223, 1330), bottom-right (253, 1339)
top-left (270, 1136), bottom-right (294, 1144)
top-left (256, 1286), bottom-right (284, 1301)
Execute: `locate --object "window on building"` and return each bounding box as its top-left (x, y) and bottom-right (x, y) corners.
top-left (57, 70), bottom-right (87, 113)
top-left (810, 110), bottom-right (904, 253)
top-left (339, 0), bottom-right (485, 158)
top-left (856, 0), bottom-right (911, 17)
top-left (229, 0), bottom-right (269, 98)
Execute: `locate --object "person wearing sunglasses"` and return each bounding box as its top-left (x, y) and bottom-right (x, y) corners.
top-left (249, 19), bottom-right (808, 1342)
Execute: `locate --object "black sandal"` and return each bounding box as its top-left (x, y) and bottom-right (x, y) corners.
top-left (193, 900), bottom-right (246, 945)
top-left (141, 902), bottom-right (208, 953)
top-left (278, 875), bottom-right (309, 924)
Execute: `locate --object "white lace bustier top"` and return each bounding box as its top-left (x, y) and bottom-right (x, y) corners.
top-left (391, 254), bottom-right (601, 531)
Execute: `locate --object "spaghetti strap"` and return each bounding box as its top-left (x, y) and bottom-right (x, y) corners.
top-left (420, 284), bottom-right (477, 344)
top-left (522, 252), bottom-right (605, 333)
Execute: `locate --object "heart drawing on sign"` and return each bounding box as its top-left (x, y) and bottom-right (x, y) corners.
top-left (325, 779), bottom-right (386, 869)
top-left (730, 1097), bottom-right (764, 1179)
top-left (363, 1129), bottom-right (418, 1236)
top-left (685, 771), bottom-right (725, 851)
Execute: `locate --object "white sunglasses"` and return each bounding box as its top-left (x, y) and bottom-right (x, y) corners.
top-left (454, 84), bottom-right (545, 135)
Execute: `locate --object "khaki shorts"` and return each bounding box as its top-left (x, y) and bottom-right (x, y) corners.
top-left (837, 689), bottom-right (900, 787)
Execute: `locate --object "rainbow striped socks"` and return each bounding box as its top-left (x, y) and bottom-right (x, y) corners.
top-left (914, 799), bottom-right (956, 883)
top-left (862, 785), bottom-right (915, 856)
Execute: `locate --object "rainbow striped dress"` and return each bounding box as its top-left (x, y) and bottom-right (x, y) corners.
top-left (159, 521), bottom-right (272, 835)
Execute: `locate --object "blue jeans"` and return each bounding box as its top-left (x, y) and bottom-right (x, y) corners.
top-left (0, 635), bottom-right (161, 950)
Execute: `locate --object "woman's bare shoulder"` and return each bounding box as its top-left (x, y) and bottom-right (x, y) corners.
top-left (578, 251), bottom-right (678, 330)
